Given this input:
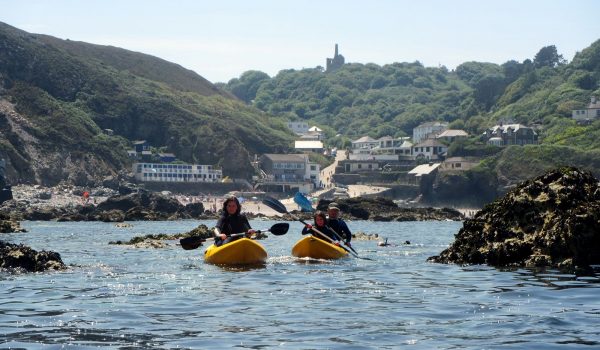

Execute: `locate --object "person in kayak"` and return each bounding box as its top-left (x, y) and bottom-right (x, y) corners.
top-left (302, 211), bottom-right (339, 243)
top-left (326, 202), bottom-right (353, 247)
top-left (213, 196), bottom-right (256, 247)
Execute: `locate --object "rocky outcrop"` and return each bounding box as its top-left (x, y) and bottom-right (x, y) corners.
top-left (109, 224), bottom-right (213, 248)
top-left (0, 212), bottom-right (25, 233)
top-left (0, 241), bottom-right (66, 272)
top-left (316, 197), bottom-right (464, 221)
top-left (1, 189), bottom-right (208, 222)
top-left (428, 167), bottom-right (600, 269)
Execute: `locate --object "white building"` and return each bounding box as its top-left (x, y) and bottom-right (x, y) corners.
top-left (436, 129), bottom-right (469, 143)
top-left (294, 140), bottom-right (324, 153)
top-left (259, 153), bottom-right (320, 191)
top-left (349, 135), bottom-right (413, 161)
top-left (412, 138), bottom-right (448, 161)
top-left (572, 96), bottom-right (600, 122)
top-left (412, 122), bottom-right (449, 143)
top-left (287, 121), bottom-right (310, 135)
top-left (133, 162), bottom-right (222, 183)
top-left (351, 136), bottom-right (380, 154)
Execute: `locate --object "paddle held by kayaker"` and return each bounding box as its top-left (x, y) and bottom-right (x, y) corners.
top-left (213, 196), bottom-right (256, 247)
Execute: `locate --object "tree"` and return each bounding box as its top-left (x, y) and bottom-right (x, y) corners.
top-left (226, 70), bottom-right (270, 103)
top-left (533, 45), bottom-right (566, 68)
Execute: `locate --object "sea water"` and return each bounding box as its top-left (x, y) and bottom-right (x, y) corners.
top-left (1, 220), bottom-right (599, 349)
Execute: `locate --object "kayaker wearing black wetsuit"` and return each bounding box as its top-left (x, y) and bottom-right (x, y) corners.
top-left (214, 196), bottom-right (255, 247)
top-left (326, 202), bottom-right (353, 246)
top-left (302, 210), bottom-right (339, 242)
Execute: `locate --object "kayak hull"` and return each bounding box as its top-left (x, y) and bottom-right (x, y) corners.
top-left (204, 238), bottom-right (267, 265)
top-left (291, 235), bottom-right (348, 260)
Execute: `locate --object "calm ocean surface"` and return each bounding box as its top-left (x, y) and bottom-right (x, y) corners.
top-left (1, 219), bottom-right (599, 349)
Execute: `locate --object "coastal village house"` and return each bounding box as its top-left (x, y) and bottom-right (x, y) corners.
top-left (412, 138), bottom-right (448, 161)
top-left (133, 163), bottom-right (222, 183)
top-left (412, 122), bottom-right (449, 144)
top-left (483, 123), bottom-right (538, 146)
top-left (408, 162), bottom-right (441, 186)
top-left (439, 157), bottom-right (480, 172)
top-left (133, 140), bottom-right (150, 153)
top-left (370, 136), bottom-right (412, 156)
top-left (258, 154), bottom-right (320, 193)
top-left (287, 121), bottom-right (310, 135)
top-left (349, 136), bottom-right (412, 162)
top-left (436, 129), bottom-right (469, 143)
top-left (129, 141), bottom-right (222, 183)
top-left (294, 140), bottom-right (324, 153)
top-left (351, 136), bottom-right (380, 155)
top-left (572, 96), bottom-right (600, 123)
top-left (341, 159), bottom-right (380, 173)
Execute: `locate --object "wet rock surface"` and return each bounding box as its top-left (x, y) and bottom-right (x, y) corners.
top-left (429, 167), bottom-right (600, 269)
top-left (0, 241), bottom-right (66, 272)
top-left (0, 212), bottom-right (25, 233)
top-left (316, 197), bottom-right (464, 221)
top-left (109, 224), bottom-right (213, 248)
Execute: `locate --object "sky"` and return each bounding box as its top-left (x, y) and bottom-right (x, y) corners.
top-left (1, 0), bottom-right (599, 83)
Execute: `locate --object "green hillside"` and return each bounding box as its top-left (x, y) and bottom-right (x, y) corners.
top-left (222, 41), bottom-right (600, 195)
top-left (0, 22), bottom-right (294, 185)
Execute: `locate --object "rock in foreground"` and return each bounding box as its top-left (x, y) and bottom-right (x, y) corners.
top-left (1, 241), bottom-right (66, 272)
top-left (429, 167), bottom-right (600, 269)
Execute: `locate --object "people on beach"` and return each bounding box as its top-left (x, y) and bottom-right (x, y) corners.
top-left (213, 196), bottom-right (255, 247)
top-left (326, 202), bottom-right (353, 246)
top-left (81, 191), bottom-right (90, 205)
top-left (302, 210), bottom-right (339, 242)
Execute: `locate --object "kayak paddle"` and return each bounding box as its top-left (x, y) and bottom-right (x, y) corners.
top-left (179, 222), bottom-right (289, 250)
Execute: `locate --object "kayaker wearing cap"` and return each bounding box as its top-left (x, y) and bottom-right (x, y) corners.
top-left (213, 196), bottom-right (256, 247)
top-left (302, 210), bottom-right (339, 242)
top-left (327, 202), bottom-right (353, 246)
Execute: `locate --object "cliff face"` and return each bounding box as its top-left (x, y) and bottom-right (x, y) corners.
top-left (429, 167), bottom-right (600, 270)
top-left (0, 22), bottom-right (294, 185)
top-left (0, 99), bottom-right (122, 186)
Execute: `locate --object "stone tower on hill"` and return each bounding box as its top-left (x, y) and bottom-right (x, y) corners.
top-left (326, 44), bottom-right (345, 72)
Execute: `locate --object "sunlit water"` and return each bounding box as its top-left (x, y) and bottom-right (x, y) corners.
top-left (1, 220), bottom-right (599, 349)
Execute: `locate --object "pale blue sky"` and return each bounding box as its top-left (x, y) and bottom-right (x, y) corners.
top-left (2, 0), bottom-right (599, 83)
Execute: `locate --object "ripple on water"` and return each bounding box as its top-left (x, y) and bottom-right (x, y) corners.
top-left (1, 220), bottom-right (599, 349)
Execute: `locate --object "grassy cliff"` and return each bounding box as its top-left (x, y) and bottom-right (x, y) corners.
top-left (0, 22), bottom-right (294, 185)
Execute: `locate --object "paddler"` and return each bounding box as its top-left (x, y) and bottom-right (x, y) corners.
top-left (213, 196), bottom-right (255, 247)
top-left (326, 202), bottom-right (353, 247)
top-left (302, 211), bottom-right (339, 243)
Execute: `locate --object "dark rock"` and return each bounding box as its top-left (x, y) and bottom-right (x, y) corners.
top-left (180, 202), bottom-right (205, 218)
top-left (316, 197), bottom-right (464, 221)
top-left (0, 219), bottom-right (25, 233)
top-left (428, 167), bottom-right (600, 269)
top-left (0, 241), bottom-right (66, 272)
top-left (24, 207), bottom-right (67, 221)
top-left (0, 185), bottom-right (13, 205)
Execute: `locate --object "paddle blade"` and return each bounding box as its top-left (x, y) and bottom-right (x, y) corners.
top-left (269, 222), bottom-right (289, 236)
top-left (179, 236), bottom-right (205, 250)
top-left (262, 196), bottom-right (288, 214)
top-left (294, 192), bottom-right (314, 212)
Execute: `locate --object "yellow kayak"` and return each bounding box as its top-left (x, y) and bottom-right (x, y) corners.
top-left (204, 238), bottom-right (267, 265)
top-left (291, 235), bottom-right (349, 260)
